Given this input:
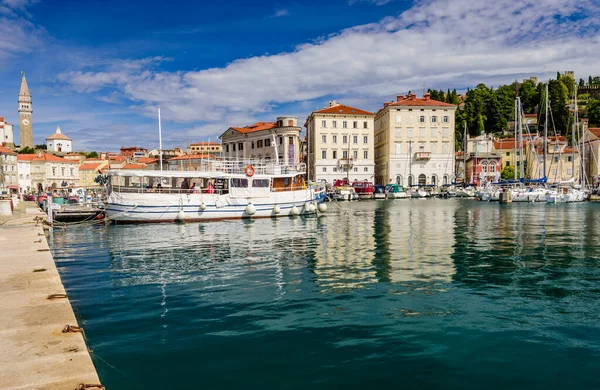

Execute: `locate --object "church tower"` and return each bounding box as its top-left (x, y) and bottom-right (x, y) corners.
top-left (18, 72), bottom-right (33, 148)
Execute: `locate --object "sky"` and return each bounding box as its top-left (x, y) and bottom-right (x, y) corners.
top-left (1, 0), bottom-right (599, 152)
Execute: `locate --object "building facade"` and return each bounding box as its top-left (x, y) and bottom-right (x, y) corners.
top-left (525, 136), bottom-right (580, 183)
top-left (374, 93), bottom-right (457, 186)
top-left (305, 101), bottom-right (375, 184)
top-left (584, 127), bottom-right (600, 186)
top-left (0, 146), bottom-right (18, 190)
top-left (46, 126), bottom-right (72, 153)
top-left (17, 155), bottom-right (32, 193)
top-left (188, 141), bottom-right (222, 155)
top-left (79, 160), bottom-right (109, 188)
top-left (220, 117), bottom-right (301, 166)
top-left (18, 73), bottom-right (33, 148)
top-left (18, 153), bottom-right (79, 191)
top-left (0, 116), bottom-right (14, 146)
top-left (120, 146), bottom-right (148, 158)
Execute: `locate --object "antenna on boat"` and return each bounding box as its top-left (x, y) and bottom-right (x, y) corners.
top-left (158, 107), bottom-right (163, 171)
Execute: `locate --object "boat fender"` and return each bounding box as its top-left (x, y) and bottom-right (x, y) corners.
top-left (200, 203), bottom-right (207, 211)
top-left (245, 165), bottom-right (256, 177)
top-left (245, 203), bottom-right (257, 216)
top-left (177, 210), bottom-right (186, 221)
top-left (273, 205), bottom-right (281, 214)
top-left (318, 203), bottom-right (328, 213)
top-left (290, 205), bottom-right (299, 216)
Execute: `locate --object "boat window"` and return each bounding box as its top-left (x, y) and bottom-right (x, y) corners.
top-left (252, 179), bottom-right (270, 188)
top-left (230, 178), bottom-right (249, 188)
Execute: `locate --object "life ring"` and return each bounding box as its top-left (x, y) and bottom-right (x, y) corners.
top-left (245, 165), bottom-right (255, 177)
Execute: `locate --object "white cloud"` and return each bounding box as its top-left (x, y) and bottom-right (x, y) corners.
top-left (58, 0), bottom-right (600, 138)
top-left (272, 9), bottom-right (290, 18)
top-left (0, 0), bottom-right (43, 64)
top-left (349, 0), bottom-right (394, 6)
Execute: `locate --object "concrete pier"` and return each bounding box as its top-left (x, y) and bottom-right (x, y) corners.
top-left (0, 202), bottom-right (101, 389)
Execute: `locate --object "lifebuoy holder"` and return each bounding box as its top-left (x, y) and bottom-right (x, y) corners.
top-left (245, 165), bottom-right (255, 177)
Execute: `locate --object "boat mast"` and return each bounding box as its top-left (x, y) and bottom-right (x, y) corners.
top-left (514, 98), bottom-right (518, 180)
top-left (463, 121), bottom-right (467, 186)
top-left (573, 86), bottom-right (576, 182)
top-left (543, 84), bottom-right (548, 182)
top-left (518, 97), bottom-right (525, 180)
top-left (158, 107), bottom-right (163, 171)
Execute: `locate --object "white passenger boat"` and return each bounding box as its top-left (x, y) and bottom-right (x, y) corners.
top-left (545, 187), bottom-right (586, 203)
top-left (104, 159), bottom-right (326, 223)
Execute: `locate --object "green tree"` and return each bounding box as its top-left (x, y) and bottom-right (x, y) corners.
top-left (18, 147), bottom-right (36, 154)
top-left (547, 79), bottom-right (571, 135)
top-left (501, 165), bottom-right (515, 180)
top-left (86, 151), bottom-right (99, 159)
top-left (589, 98), bottom-right (600, 126)
top-left (519, 79), bottom-right (540, 114)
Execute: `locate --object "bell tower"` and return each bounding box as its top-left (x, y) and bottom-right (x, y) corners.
top-left (18, 71), bottom-right (33, 148)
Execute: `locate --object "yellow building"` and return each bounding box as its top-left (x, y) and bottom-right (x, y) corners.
top-left (525, 136), bottom-right (580, 183)
top-left (78, 159), bottom-right (109, 188)
top-left (188, 141), bottom-right (222, 155)
top-left (374, 93), bottom-right (457, 186)
top-left (493, 138), bottom-right (527, 170)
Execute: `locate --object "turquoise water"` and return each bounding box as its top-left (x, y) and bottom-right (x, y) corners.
top-left (49, 199), bottom-right (600, 389)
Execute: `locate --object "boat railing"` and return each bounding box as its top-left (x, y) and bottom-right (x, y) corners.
top-left (199, 158), bottom-right (305, 175)
top-left (115, 187), bottom-right (229, 195)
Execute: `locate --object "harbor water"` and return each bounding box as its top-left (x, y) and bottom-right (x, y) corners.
top-left (49, 199), bottom-right (600, 389)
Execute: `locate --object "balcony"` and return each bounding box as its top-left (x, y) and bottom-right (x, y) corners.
top-left (414, 152), bottom-right (431, 160)
top-left (338, 157), bottom-right (355, 167)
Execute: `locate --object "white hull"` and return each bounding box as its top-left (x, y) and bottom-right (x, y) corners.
top-left (545, 189), bottom-right (585, 203)
top-left (410, 190), bottom-right (429, 198)
top-left (386, 192), bottom-right (410, 199)
top-left (456, 189), bottom-right (476, 198)
top-left (106, 189), bottom-right (323, 222)
top-left (512, 189), bottom-right (547, 202)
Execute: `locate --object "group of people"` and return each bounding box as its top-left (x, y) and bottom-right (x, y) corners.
top-left (181, 178), bottom-right (215, 194)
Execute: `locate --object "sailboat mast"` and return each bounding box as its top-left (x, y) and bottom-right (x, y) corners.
top-left (543, 84), bottom-right (548, 181)
top-left (518, 97), bottom-right (524, 180)
top-left (158, 107), bottom-right (163, 171)
top-left (514, 98), bottom-right (517, 180)
top-left (573, 86), bottom-right (576, 182)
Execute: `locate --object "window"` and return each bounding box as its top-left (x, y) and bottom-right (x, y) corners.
top-left (419, 145), bottom-right (425, 152)
top-left (431, 116), bottom-right (437, 123)
top-left (265, 139), bottom-right (271, 147)
top-left (419, 116), bottom-right (425, 123)
top-left (363, 135), bottom-right (368, 144)
top-left (322, 150), bottom-right (327, 159)
top-left (353, 150), bottom-right (358, 159)
top-left (363, 121), bottom-right (368, 129)
top-left (19, 174), bottom-right (23, 179)
top-left (238, 143), bottom-right (243, 151)
top-left (489, 163), bottom-right (496, 173)
top-left (364, 167), bottom-right (368, 172)
top-left (395, 115), bottom-right (401, 123)
top-left (553, 156), bottom-right (559, 163)
top-left (567, 156), bottom-right (573, 162)
top-left (257, 140), bottom-right (263, 148)
top-left (353, 167), bottom-right (358, 172)
top-left (343, 121), bottom-right (347, 128)
top-left (252, 179), bottom-right (270, 188)
top-left (52, 167), bottom-right (56, 176)
top-left (352, 121), bottom-right (357, 129)
top-left (553, 168), bottom-right (558, 175)
top-left (395, 128), bottom-right (401, 137)
top-left (289, 137), bottom-right (294, 145)
top-left (322, 167), bottom-right (327, 172)
top-left (251, 141), bottom-right (255, 149)
top-left (333, 120), bottom-right (337, 128)
top-left (353, 135), bottom-right (358, 144)
top-left (343, 151), bottom-right (348, 158)
top-left (431, 142), bottom-right (437, 154)
top-left (226, 144), bottom-right (230, 153)
top-left (442, 128), bottom-right (449, 138)
top-left (506, 161), bottom-right (511, 167)
top-left (419, 128), bottom-right (425, 138)
top-left (443, 142), bottom-right (449, 153)
top-left (407, 128), bottom-right (413, 138)
top-left (279, 136), bottom-right (283, 145)
top-left (506, 152), bottom-right (510, 156)
top-left (333, 151), bottom-right (337, 159)
top-left (395, 143), bottom-right (402, 155)
top-left (343, 135), bottom-right (348, 144)
top-left (322, 135), bottom-right (327, 143)
top-left (332, 135), bottom-right (338, 144)
top-left (333, 167), bottom-right (337, 172)
top-left (26, 174), bottom-right (29, 179)
top-left (443, 116), bottom-right (449, 123)
top-left (363, 151), bottom-right (368, 159)
top-left (431, 128), bottom-right (437, 138)
top-left (567, 168), bottom-right (573, 175)
top-left (322, 120), bottom-right (327, 128)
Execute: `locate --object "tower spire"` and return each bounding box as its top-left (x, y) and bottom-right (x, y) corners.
top-left (19, 72), bottom-right (31, 99)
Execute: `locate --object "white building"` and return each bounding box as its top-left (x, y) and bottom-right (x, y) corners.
top-left (17, 153), bottom-right (79, 192)
top-left (0, 116), bottom-right (14, 146)
top-left (17, 154), bottom-right (32, 193)
top-left (220, 117), bottom-right (301, 166)
top-left (374, 93), bottom-right (457, 186)
top-left (305, 101), bottom-right (375, 184)
top-left (46, 126), bottom-right (72, 153)
top-left (0, 146), bottom-right (18, 190)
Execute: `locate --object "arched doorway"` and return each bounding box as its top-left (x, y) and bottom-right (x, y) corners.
top-left (418, 174), bottom-right (426, 186)
top-left (443, 175), bottom-right (449, 185)
top-left (431, 175), bottom-right (437, 187)
top-left (408, 175), bottom-right (413, 187)
top-left (396, 175), bottom-right (403, 185)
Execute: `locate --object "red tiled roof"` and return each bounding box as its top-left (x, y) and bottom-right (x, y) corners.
top-left (190, 141), bottom-right (221, 146)
top-left (109, 155), bottom-right (126, 161)
top-left (46, 132), bottom-right (72, 141)
top-left (121, 163), bottom-right (147, 170)
top-left (137, 157), bottom-right (159, 164)
top-left (16, 153), bottom-right (78, 163)
top-left (65, 152), bottom-right (82, 156)
top-left (494, 140), bottom-right (528, 150)
top-left (0, 146), bottom-right (17, 155)
top-left (230, 122), bottom-right (278, 134)
top-left (383, 94), bottom-right (456, 109)
top-left (120, 146), bottom-right (146, 150)
top-left (313, 104), bottom-right (374, 116)
top-left (167, 154), bottom-right (220, 161)
top-left (588, 128), bottom-right (600, 138)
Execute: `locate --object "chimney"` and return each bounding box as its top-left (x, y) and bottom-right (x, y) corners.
top-left (383, 102), bottom-right (391, 108)
top-left (396, 95), bottom-right (403, 102)
top-left (424, 93), bottom-right (431, 101)
top-left (329, 100), bottom-right (337, 107)
top-left (411, 94), bottom-right (416, 101)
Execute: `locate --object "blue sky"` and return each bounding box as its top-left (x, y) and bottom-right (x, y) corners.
top-left (1, 0), bottom-right (599, 152)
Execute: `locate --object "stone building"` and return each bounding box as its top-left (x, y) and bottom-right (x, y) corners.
top-left (305, 101), bottom-right (375, 184)
top-left (17, 153), bottom-right (79, 192)
top-left (374, 93), bottom-right (457, 186)
top-left (220, 117), bottom-right (301, 166)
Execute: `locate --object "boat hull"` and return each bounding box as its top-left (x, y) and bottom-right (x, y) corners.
top-left (105, 189), bottom-right (324, 223)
